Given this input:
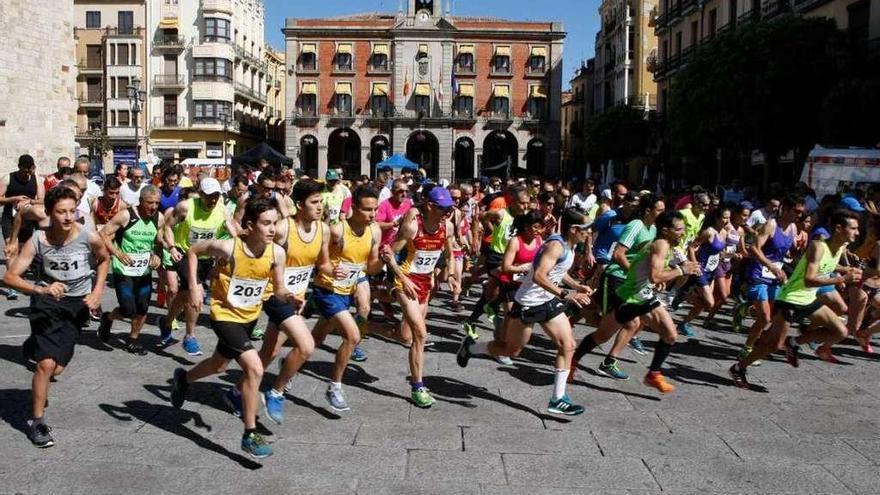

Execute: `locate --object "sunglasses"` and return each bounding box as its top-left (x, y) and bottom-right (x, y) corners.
top-left (394, 189), bottom-right (407, 194)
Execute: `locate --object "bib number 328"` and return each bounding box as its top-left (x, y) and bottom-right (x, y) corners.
top-left (227, 277), bottom-right (268, 307)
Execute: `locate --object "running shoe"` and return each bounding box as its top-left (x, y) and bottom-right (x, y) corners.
top-left (97, 312), bottom-right (113, 343)
top-left (732, 302), bottom-right (748, 333)
top-left (90, 308), bottom-right (102, 322)
top-left (644, 371), bottom-right (675, 393)
top-left (784, 336), bottom-right (800, 368)
top-left (6, 288), bottom-right (19, 301)
top-left (738, 345), bottom-right (762, 366)
top-left (449, 300), bottom-right (463, 312)
top-left (262, 390), bottom-right (285, 425)
top-left (157, 316), bottom-right (175, 347)
top-left (815, 345), bottom-right (840, 364)
top-left (456, 335), bottom-right (474, 367)
top-left (495, 355), bottom-right (513, 365)
top-left (678, 322), bottom-right (697, 339)
top-left (26, 419), bottom-right (54, 448)
top-left (597, 359), bottom-right (629, 380)
top-left (547, 394), bottom-right (585, 416)
top-left (351, 345), bottom-right (367, 362)
top-left (224, 388), bottom-right (243, 417)
top-left (728, 363), bottom-right (750, 389)
top-left (182, 336), bottom-right (202, 356)
top-left (325, 386), bottom-right (350, 411)
top-left (855, 329), bottom-right (874, 354)
top-left (170, 367), bottom-right (188, 409)
top-left (241, 432), bottom-right (273, 459)
top-left (125, 339), bottom-right (147, 356)
top-left (463, 321), bottom-right (479, 340)
top-left (250, 326), bottom-right (265, 341)
top-left (629, 337), bottom-right (648, 355)
top-left (483, 302), bottom-right (497, 322)
top-left (411, 387), bottom-right (436, 408)
top-left (283, 376), bottom-right (295, 394)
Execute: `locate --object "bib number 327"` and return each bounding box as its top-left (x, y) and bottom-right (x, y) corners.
top-left (227, 277), bottom-right (268, 307)
top-left (410, 250), bottom-right (441, 275)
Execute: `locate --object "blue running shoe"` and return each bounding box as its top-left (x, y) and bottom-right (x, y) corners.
top-left (182, 336), bottom-right (202, 356)
top-left (597, 359), bottom-right (629, 380)
top-left (678, 322), bottom-right (697, 339)
top-left (262, 390), bottom-right (285, 425)
top-left (629, 337), bottom-right (648, 356)
top-left (351, 345), bottom-right (367, 362)
top-left (158, 316), bottom-right (175, 347)
top-left (224, 388), bottom-right (243, 417)
top-left (241, 432), bottom-right (273, 458)
top-left (547, 394), bottom-right (585, 416)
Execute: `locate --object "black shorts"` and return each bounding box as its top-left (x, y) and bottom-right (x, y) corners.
top-left (774, 299), bottom-right (824, 324)
top-left (175, 256), bottom-right (214, 291)
top-left (263, 295), bottom-right (298, 326)
top-left (509, 298), bottom-right (567, 324)
top-left (486, 249), bottom-right (504, 272)
top-left (615, 300), bottom-right (662, 325)
top-left (500, 281), bottom-right (521, 303)
top-left (113, 273), bottom-right (152, 317)
top-left (24, 295), bottom-right (89, 367)
top-left (212, 320), bottom-right (257, 360)
top-left (596, 272), bottom-right (625, 315)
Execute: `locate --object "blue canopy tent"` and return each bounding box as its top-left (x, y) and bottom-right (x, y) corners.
top-left (377, 153), bottom-right (419, 174)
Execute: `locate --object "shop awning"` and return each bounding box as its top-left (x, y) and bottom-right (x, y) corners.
top-left (301, 82), bottom-right (317, 95)
top-left (372, 82), bottom-right (389, 96)
top-left (335, 82), bottom-right (352, 95)
top-left (414, 83), bottom-right (431, 96)
top-left (493, 85), bottom-right (510, 98)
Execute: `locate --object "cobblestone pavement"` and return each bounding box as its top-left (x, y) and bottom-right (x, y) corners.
top-left (2, 286), bottom-right (880, 495)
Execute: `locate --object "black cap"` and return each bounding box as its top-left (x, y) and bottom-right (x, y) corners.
top-left (18, 154), bottom-right (35, 169)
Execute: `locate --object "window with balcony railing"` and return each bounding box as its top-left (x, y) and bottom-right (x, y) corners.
top-left (370, 54), bottom-right (389, 72)
top-left (299, 94), bottom-right (317, 116)
top-left (334, 94), bottom-right (352, 116)
top-left (528, 56), bottom-right (546, 73)
top-left (527, 98), bottom-right (546, 120)
top-left (493, 55), bottom-right (511, 74)
top-left (194, 58), bottom-right (232, 82)
top-left (204, 18), bottom-right (231, 43)
top-left (491, 96), bottom-right (510, 116)
top-left (414, 95), bottom-right (431, 115)
top-left (335, 53), bottom-right (353, 72)
top-left (371, 95), bottom-right (389, 116)
top-left (457, 53), bottom-right (474, 73)
top-left (299, 53), bottom-right (317, 71)
top-left (454, 96), bottom-right (474, 117)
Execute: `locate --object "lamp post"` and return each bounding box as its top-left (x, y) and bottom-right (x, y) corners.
top-left (126, 76), bottom-right (146, 167)
top-left (220, 110), bottom-right (233, 164)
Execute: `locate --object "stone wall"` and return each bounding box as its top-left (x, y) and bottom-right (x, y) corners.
top-left (0, 0), bottom-right (77, 175)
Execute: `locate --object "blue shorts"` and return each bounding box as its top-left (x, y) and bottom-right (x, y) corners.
top-left (747, 283), bottom-right (781, 303)
top-left (695, 271), bottom-right (716, 288)
top-left (312, 286), bottom-right (353, 319)
top-left (816, 284), bottom-right (836, 296)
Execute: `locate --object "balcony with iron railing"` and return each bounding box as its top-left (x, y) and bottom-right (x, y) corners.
top-left (153, 33), bottom-right (186, 51)
top-left (291, 108), bottom-right (320, 126)
top-left (738, 7), bottom-right (761, 24)
top-left (78, 93), bottom-right (104, 107)
top-left (77, 60), bottom-right (103, 74)
top-left (762, 0), bottom-right (792, 18)
top-left (233, 82), bottom-right (267, 104)
top-left (153, 74), bottom-right (186, 90)
top-left (103, 26), bottom-right (145, 39)
top-left (152, 116), bottom-right (185, 129)
top-left (486, 110), bottom-right (513, 123)
top-left (76, 123), bottom-right (104, 137)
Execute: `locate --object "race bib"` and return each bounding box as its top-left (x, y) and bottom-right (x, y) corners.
top-left (761, 261), bottom-right (784, 280)
top-left (44, 253), bottom-right (90, 281)
top-left (120, 252), bottom-right (151, 277)
top-left (285, 265), bottom-right (314, 294)
top-left (410, 250), bottom-right (442, 274)
top-left (334, 261), bottom-right (364, 290)
top-left (705, 254), bottom-right (720, 272)
top-left (634, 283), bottom-right (655, 303)
top-left (326, 207), bottom-right (341, 223)
top-left (226, 277), bottom-right (268, 308)
top-left (512, 272), bottom-right (525, 282)
top-left (724, 245), bottom-right (737, 254)
top-left (188, 226), bottom-right (215, 245)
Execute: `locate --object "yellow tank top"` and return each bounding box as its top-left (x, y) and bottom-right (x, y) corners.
top-left (266, 218), bottom-right (323, 297)
top-left (315, 219), bottom-right (372, 295)
top-left (210, 237), bottom-right (275, 323)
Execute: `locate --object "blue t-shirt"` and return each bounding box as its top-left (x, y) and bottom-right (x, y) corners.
top-left (592, 209), bottom-right (627, 265)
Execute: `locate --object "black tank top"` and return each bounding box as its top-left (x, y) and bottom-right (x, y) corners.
top-left (3, 171), bottom-right (38, 220)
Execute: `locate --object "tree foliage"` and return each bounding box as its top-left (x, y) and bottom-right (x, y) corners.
top-left (584, 104), bottom-right (651, 165)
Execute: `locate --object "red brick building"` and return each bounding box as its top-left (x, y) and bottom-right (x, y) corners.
top-left (283, 0), bottom-right (565, 181)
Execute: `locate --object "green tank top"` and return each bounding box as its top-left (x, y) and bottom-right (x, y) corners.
top-left (616, 241), bottom-right (672, 304)
top-left (490, 209), bottom-right (515, 254)
top-left (777, 240), bottom-right (845, 306)
top-left (112, 208), bottom-right (159, 276)
top-left (173, 197), bottom-right (226, 255)
top-left (217, 197), bottom-right (238, 240)
top-left (322, 189), bottom-right (345, 224)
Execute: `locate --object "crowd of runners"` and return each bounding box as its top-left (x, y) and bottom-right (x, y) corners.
top-left (3, 152), bottom-right (880, 458)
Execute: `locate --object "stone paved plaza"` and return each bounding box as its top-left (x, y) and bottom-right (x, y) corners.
top-left (2, 286), bottom-right (880, 495)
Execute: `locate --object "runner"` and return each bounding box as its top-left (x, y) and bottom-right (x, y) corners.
top-left (678, 206), bottom-right (732, 334)
top-left (456, 209), bottom-right (592, 415)
top-left (570, 211), bottom-right (701, 392)
top-left (160, 178), bottom-right (237, 354)
top-left (170, 198), bottom-right (292, 458)
top-left (91, 176), bottom-right (126, 229)
top-left (257, 179), bottom-right (330, 424)
top-left (380, 186), bottom-right (456, 407)
top-left (446, 184), bottom-right (471, 311)
top-left (706, 203), bottom-right (748, 323)
top-left (96, 186), bottom-right (165, 354)
top-left (322, 170), bottom-right (346, 225)
top-left (118, 166), bottom-right (146, 206)
top-left (310, 186), bottom-right (384, 411)
top-left (3, 186), bottom-right (109, 447)
top-left (156, 164), bottom-right (184, 309)
top-left (730, 209), bottom-right (861, 390)
top-left (738, 195), bottom-right (803, 361)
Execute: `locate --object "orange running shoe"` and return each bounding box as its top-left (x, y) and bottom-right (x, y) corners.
top-left (644, 371), bottom-right (676, 393)
top-left (855, 330), bottom-right (874, 354)
top-left (815, 345), bottom-right (840, 364)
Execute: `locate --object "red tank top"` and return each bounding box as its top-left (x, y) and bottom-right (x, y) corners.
top-left (499, 234), bottom-right (543, 284)
top-left (93, 196), bottom-right (121, 225)
top-left (400, 214), bottom-right (448, 280)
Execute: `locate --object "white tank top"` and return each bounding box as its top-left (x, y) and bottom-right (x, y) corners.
top-left (514, 235), bottom-right (573, 307)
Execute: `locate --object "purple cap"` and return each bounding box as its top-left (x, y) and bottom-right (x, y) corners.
top-left (428, 186), bottom-right (454, 208)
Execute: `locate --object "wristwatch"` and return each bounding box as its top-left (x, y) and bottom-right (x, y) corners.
top-left (559, 289), bottom-right (569, 299)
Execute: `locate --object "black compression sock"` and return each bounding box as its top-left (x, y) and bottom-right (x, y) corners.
top-left (650, 340), bottom-right (673, 372)
top-left (573, 334), bottom-right (600, 363)
top-left (602, 355), bottom-right (616, 366)
top-left (468, 295), bottom-right (488, 323)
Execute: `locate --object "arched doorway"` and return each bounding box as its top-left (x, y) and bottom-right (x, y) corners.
top-left (454, 137), bottom-right (475, 181)
top-left (482, 130), bottom-right (517, 178)
top-left (406, 130), bottom-right (439, 179)
top-left (299, 135), bottom-right (318, 177)
top-left (328, 128), bottom-right (361, 179)
top-left (526, 138), bottom-right (546, 176)
top-left (370, 135), bottom-right (391, 178)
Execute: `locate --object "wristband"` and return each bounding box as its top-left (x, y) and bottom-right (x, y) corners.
top-left (676, 265), bottom-right (685, 276)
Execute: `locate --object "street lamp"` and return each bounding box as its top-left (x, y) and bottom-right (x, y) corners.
top-left (126, 76), bottom-right (146, 166)
top-left (220, 109), bottom-right (233, 163)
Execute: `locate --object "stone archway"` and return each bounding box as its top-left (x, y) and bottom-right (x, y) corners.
top-left (454, 136), bottom-right (475, 181)
top-left (327, 128), bottom-right (361, 179)
top-left (482, 130), bottom-right (517, 178)
top-left (405, 130), bottom-right (439, 179)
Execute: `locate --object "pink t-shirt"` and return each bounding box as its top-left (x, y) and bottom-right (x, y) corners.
top-left (377, 197), bottom-right (412, 245)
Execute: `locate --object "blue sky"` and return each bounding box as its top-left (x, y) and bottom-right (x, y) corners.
top-left (263, 0), bottom-right (601, 89)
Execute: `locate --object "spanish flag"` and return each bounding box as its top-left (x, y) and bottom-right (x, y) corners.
top-left (403, 69), bottom-right (410, 97)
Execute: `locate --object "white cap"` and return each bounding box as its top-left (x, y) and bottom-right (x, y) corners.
top-left (199, 178), bottom-right (222, 195)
